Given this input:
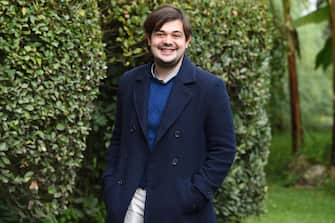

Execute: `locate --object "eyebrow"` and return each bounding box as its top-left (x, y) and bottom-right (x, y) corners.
top-left (155, 30), bottom-right (183, 33)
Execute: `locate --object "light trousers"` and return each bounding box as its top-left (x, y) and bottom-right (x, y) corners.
top-left (123, 188), bottom-right (146, 223)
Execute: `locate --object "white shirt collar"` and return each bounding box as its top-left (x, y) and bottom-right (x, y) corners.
top-left (150, 62), bottom-right (182, 84)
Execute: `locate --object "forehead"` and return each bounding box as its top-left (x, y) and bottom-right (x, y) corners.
top-left (158, 20), bottom-right (184, 33)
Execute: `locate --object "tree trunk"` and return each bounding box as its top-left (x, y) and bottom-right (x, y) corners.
top-left (284, 0), bottom-right (303, 153)
top-left (329, 0), bottom-right (335, 165)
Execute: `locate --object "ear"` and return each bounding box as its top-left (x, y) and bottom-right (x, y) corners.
top-left (185, 36), bottom-right (192, 48)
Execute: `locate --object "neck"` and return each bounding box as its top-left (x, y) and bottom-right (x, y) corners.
top-left (154, 56), bottom-right (184, 79)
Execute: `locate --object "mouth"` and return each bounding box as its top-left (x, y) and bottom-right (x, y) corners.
top-left (158, 47), bottom-right (176, 55)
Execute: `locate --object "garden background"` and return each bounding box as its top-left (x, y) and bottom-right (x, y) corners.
top-left (1, 0), bottom-right (335, 223)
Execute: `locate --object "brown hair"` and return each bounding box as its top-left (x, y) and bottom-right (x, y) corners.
top-left (143, 5), bottom-right (192, 40)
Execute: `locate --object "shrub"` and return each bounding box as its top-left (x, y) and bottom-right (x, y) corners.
top-left (0, 0), bottom-right (105, 221)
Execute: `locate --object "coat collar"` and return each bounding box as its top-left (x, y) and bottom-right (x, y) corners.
top-left (133, 55), bottom-right (196, 148)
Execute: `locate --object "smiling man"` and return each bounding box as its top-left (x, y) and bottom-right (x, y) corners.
top-left (102, 5), bottom-right (236, 223)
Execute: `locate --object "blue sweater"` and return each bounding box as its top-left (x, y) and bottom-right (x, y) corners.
top-left (147, 77), bottom-right (174, 150)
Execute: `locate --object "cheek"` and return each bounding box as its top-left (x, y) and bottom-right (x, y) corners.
top-left (150, 39), bottom-right (160, 47)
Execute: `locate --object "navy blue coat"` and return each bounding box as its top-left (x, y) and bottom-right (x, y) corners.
top-left (102, 56), bottom-right (236, 223)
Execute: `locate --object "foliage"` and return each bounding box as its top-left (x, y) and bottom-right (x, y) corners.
top-left (40, 195), bottom-right (105, 223)
top-left (293, 2), bottom-right (331, 70)
top-left (267, 1), bottom-right (287, 131)
top-left (292, 0), bottom-right (332, 129)
top-left (268, 0), bottom-right (333, 131)
top-left (316, 36), bottom-right (331, 70)
top-left (0, 200), bottom-right (19, 223)
top-left (293, 5), bottom-right (330, 27)
top-left (84, 0), bottom-right (273, 221)
top-left (0, 0), bottom-right (105, 221)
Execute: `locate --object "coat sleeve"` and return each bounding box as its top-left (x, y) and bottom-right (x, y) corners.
top-left (101, 80), bottom-right (123, 182)
top-left (192, 77), bottom-right (236, 201)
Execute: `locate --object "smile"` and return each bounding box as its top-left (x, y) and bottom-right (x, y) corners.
top-left (159, 47), bottom-right (176, 54)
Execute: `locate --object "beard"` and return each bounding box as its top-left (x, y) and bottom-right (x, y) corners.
top-left (154, 54), bottom-right (184, 68)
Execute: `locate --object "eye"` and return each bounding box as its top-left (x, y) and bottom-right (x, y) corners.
top-left (172, 33), bottom-right (182, 38)
top-left (154, 32), bottom-right (166, 38)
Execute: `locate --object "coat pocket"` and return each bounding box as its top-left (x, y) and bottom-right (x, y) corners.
top-left (103, 174), bottom-right (122, 215)
top-left (175, 177), bottom-right (208, 214)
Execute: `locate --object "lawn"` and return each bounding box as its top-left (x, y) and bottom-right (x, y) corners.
top-left (244, 130), bottom-right (335, 223)
top-left (245, 183), bottom-right (335, 223)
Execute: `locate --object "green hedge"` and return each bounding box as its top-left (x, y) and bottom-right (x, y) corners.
top-left (0, 0), bottom-right (105, 221)
top-left (89, 0), bottom-right (273, 222)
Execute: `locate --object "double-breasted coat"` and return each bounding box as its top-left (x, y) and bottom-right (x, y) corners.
top-left (102, 56), bottom-right (236, 223)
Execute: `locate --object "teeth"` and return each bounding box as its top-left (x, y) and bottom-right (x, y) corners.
top-left (160, 48), bottom-right (175, 50)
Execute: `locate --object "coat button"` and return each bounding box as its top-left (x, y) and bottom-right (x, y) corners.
top-left (117, 179), bottom-right (123, 185)
top-left (174, 130), bottom-right (182, 138)
top-left (130, 126), bottom-right (136, 133)
top-left (171, 158), bottom-right (178, 166)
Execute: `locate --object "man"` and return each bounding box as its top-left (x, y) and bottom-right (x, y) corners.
top-left (102, 5), bottom-right (236, 223)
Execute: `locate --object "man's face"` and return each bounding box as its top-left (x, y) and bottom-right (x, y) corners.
top-left (147, 19), bottom-right (191, 68)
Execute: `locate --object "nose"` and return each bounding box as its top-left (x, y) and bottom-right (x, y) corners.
top-left (163, 34), bottom-right (173, 44)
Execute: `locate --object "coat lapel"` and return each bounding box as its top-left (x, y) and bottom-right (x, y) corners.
top-left (133, 65), bottom-right (151, 139)
top-left (155, 56), bottom-right (196, 145)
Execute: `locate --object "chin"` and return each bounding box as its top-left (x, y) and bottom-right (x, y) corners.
top-left (161, 58), bottom-right (177, 64)
top-left (156, 57), bottom-right (180, 67)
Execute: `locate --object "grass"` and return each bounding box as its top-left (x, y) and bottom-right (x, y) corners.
top-left (244, 130), bottom-right (335, 223)
top-left (245, 183), bottom-right (335, 223)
